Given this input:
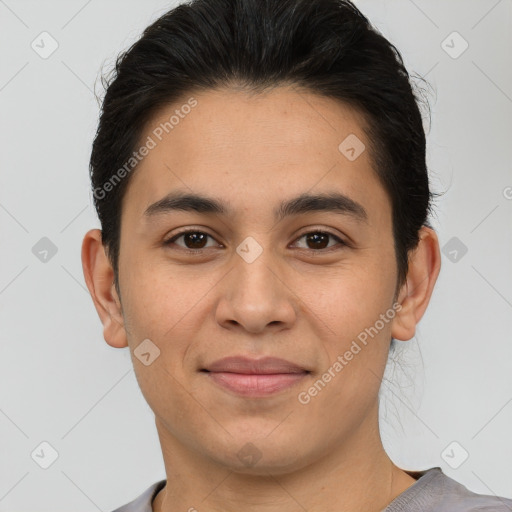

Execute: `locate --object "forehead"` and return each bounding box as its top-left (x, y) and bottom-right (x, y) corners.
top-left (121, 86), bottom-right (390, 226)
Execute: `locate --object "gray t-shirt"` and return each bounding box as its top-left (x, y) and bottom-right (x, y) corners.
top-left (112, 467), bottom-right (512, 511)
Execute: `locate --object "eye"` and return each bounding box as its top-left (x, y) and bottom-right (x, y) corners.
top-left (291, 230), bottom-right (346, 252)
top-left (164, 229), bottom-right (220, 252)
top-left (163, 229), bottom-right (347, 253)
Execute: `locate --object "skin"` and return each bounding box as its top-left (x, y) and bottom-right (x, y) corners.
top-left (82, 86), bottom-right (441, 512)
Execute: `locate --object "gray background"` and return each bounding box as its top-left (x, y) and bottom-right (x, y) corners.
top-left (1, 0), bottom-right (511, 510)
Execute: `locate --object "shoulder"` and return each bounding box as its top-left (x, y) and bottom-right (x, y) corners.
top-left (436, 469), bottom-right (512, 511)
top-left (111, 479), bottom-right (166, 512)
top-left (386, 467), bottom-right (512, 511)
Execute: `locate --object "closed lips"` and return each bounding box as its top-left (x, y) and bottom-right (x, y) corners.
top-left (202, 356), bottom-right (310, 374)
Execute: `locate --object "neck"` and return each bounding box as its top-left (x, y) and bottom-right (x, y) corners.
top-left (152, 403), bottom-right (416, 512)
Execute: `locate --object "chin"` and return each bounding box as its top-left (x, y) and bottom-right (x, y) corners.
top-left (204, 436), bottom-right (315, 476)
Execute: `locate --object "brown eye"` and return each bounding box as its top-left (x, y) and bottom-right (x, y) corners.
top-left (164, 230), bottom-right (218, 250)
top-left (292, 231), bottom-right (346, 251)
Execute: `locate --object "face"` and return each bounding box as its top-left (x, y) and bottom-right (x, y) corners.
top-left (100, 86), bottom-right (411, 473)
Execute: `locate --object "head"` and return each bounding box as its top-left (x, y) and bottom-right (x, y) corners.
top-left (82, 0), bottom-right (441, 474)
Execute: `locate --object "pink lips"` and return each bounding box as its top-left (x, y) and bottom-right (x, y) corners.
top-left (202, 356), bottom-right (309, 397)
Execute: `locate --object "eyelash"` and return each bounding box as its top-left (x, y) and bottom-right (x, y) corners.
top-left (163, 228), bottom-right (348, 254)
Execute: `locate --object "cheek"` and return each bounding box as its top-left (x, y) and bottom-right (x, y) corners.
top-left (296, 258), bottom-right (395, 337)
top-left (122, 267), bottom-right (196, 341)
top-left (293, 271), bottom-right (394, 428)
top-left (119, 255), bottom-right (227, 370)
top-left (293, 259), bottom-right (396, 407)
top-left (119, 263), bottom-right (208, 415)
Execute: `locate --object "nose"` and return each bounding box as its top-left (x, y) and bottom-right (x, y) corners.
top-left (214, 244), bottom-right (298, 334)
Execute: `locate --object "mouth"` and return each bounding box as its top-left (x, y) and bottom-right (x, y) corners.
top-left (200, 356), bottom-right (310, 397)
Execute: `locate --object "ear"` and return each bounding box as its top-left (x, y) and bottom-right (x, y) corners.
top-left (391, 226), bottom-right (441, 341)
top-left (81, 229), bottom-right (128, 348)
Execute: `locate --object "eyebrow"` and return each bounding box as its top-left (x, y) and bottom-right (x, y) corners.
top-left (144, 191), bottom-right (368, 224)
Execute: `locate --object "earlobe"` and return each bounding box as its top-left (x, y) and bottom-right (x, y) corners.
top-left (81, 229), bottom-right (128, 348)
top-left (391, 226), bottom-right (441, 342)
